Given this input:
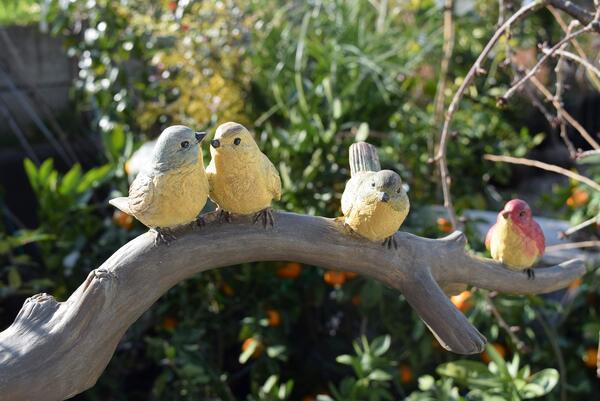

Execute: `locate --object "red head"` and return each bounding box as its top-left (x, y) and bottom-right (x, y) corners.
top-left (499, 199), bottom-right (532, 225)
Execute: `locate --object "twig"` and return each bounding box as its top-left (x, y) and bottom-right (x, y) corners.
top-left (500, 23), bottom-right (595, 103)
top-left (577, 149), bottom-right (600, 160)
top-left (485, 293), bottom-right (528, 353)
top-left (547, 0), bottom-right (600, 32)
top-left (543, 48), bottom-right (600, 78)
top-left (553, 21), bottom-right (578, 158)
top-left (548, 5), bottom-right (600, 89)
top-left (536, 309), bottom-right (568, 401)
top-left (529, 76), bottom-right (600, 149)
top-left (432, 0), bottom-right (455, 130)
top-left (560, 215), bottom-right (600, 238)
top-left (483, 154), bottom-right (600, 192)
top-left (546, 241), bottom-right (600, 252)
top-left (436, 1), bottom-right (542, 230)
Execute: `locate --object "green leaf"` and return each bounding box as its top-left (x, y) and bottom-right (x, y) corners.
top-left (520, 369), bottom-right (559, 399)
top-left (59, 164), bottom-right (82, 195)
top-left (336, 354), bottom-right (353, 365)
top-left (38, 159), bottom-right (54, 185)
top-left (355, 122), bottom-right (369, 142)
top-left (368, 369), bottom-right (392, 381)
top-left (437, 360), bottom-right (498, 389)
top-left (239, 339), bottom-right (258, 364)
top-left (8, 268), bottom-right (21, 289)
top-left (77, 164), bottom-right (112, 193)
top-left (371, 335), bottom-right (391, 356)
top-left (23, 158), bottom-right (38, 192)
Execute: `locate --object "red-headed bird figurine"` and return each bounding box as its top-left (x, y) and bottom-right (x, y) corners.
top-left (485, 199), bottom-right (545, 279)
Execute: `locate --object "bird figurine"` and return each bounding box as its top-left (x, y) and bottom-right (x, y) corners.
top-left (206, 122), bottom-right (281, 227)
top-left (109, 125), bottom-right (209, 245)
top-left (485, 199), bottom-right (545, 279)
top-left (341, 142), bottom-right (410, 249)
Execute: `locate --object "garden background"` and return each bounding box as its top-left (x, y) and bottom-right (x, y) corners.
top-left (0, 0), bottom-right (599, 400)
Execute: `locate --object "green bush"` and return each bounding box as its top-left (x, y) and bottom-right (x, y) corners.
top-left (0, 0), bottom-right (597, 400)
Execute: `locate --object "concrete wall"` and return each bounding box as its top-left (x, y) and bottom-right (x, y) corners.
top-left (0, 24), bottom-right (75, 138)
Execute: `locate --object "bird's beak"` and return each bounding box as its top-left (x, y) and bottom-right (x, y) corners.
top-left (211, 139), bottom-right (220, 148)
top-left (501, 210), bottom-right (510, 219)
top-left (195, 132), bottom-right (207, 143)
top-left (378, 192), bottom-right (390, 203)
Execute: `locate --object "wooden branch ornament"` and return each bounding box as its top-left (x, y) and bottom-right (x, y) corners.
top-left (0, 143), bottom-right (585, 401)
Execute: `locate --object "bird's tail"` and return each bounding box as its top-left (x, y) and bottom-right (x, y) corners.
top-left (109, 197), bottom-right (132, 215)
top-left (349, 142), bottom-right (381, 176)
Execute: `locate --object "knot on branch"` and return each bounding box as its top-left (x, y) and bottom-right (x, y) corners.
top-left (16, 293), bottom-right (59, 325)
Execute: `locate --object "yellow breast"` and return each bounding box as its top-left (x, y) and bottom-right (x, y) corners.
top-left (490, 218), bottom-right (539, 269)
top-left (345, 200), bottom-right (409, 241)
top-left (207, 153), bottom-right (274, 215)
top-left (139, 159), bottom-right (209, 228)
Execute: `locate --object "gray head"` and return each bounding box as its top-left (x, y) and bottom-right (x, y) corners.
top-left (151, 125), bottom-right (206, 172)
top-left (366, 170), bottom-right (405, 204)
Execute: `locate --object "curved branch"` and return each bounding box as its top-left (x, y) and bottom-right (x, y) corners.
top-left (0, 211), bottom-right (584, 401)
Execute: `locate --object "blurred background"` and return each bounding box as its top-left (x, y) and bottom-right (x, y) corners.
top-left (0, 0), bottom-right (599, 400)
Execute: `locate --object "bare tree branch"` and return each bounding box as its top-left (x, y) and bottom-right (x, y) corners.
top-left (0, 211), bottom-right (585, 401)
top-left (547, 0), bottom-right (600, 32)
top-left (435, 0), bottom-right (542, 231)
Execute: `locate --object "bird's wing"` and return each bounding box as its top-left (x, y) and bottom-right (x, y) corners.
top-left (485, 223), bottom-right (495, 250)
top-left (127, 173), bottom-right (155, 216)
top-left (531, 220), bottom-right (545, 257)
top-left (349, 142), bottom-right (381, 176)
top-left (109, 197), bottom-right (132, 215)
top-left (341, 176), bottom-right (362, 216)
top-left (264, 154), bottom-right (282, 201)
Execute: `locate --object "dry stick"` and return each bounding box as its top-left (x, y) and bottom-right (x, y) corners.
top-left (554, 21), bottom-right (578, 158)
top-left (485, 293), bottom-right (528, 353)
top-left (483, 154), bottom-right (600, 192)
top-left (432, 0), bottom-right (455, 130)
top-left (500, 23), bottom-right (595, 103)
top-left (529, 76), bottom-right (600, 149)
top-left (560, 215), bottom-right (600, 238)
top-left (546, 241), bottom-right (600, 252)
top-left (548, 5), bottom-right (600, 89)
top-left (547, 0), bottom-right (600, 32)
top-left (436, 1), bottom-right (542, 230)
top-left (544, 48), bottom-right (600, 78)
top-left (578, 149), bottom-right (600, 160)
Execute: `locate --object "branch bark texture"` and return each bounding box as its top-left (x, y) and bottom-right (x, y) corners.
top-left (0, 211), bottom-right (585, 401)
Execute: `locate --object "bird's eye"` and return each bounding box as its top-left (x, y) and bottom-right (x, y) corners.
top-left (181, 141), bottom-right (190, 149)
top-left (519, 211), bottom-right (526, 217)
top-left (234, 137), bottom-right (241, 145)
top-left (371, 182), bottom-right (375, 188)
top-left (397, 187), bottom-right (402, 193)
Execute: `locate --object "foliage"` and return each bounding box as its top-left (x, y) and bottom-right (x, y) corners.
top-left (0, 0), bottom-right (598, 400)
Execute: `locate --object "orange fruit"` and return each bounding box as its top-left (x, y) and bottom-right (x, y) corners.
top-left (566, 189), bottom-right (589, 208)
top-left (568, 278), bottom-right (582, 291)
top-left (301, 396), bottom-right (315, 401)
top-left (242, 338), bottom-right (264, 359)
top-left (450, 290), bottom-right (472, 312)
top-left (481, 343), bottom-right (506, 364)
top-left (112, 210), bottom-right (134, 230)
top-left (221, 283), bottom-right (235, 297)
top-left (161, 316), bottom-right (178, 330)
top-left (399, 364), bottom-right (413, 384)
top-left (266, 309), bottom-right (281, 327)
top-left (167, 1), bottom-right (177, 11)
top-left (437, 217), bottom-right (453, 233)
top-left (344, 271), bottom-right (358, 279)
top-left (276, 262), bottom-right (301, 279)
top-left (324, 271), bottom-right (346, 286)
top-left (584, 347), bottom-right (598, 368)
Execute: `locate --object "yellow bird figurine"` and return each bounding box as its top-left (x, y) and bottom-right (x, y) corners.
top-left (341, 142), bottom-right (410, 249)
top-left (109, 125), bottom-right (209, 245)
top-left (206, 122), bottom-right (281, 227)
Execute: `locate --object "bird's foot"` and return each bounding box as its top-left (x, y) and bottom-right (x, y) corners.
top-left (153, 227), bottom-right (176, 246)
top-left (217, 208), bottom-right (232, 223)
top-left (253, 208), bottom-right (274, 228)
top-left (193, 215), bottom-right (206, 229)
top-left (525, 268), bottom-right (535, 280)
top-left (381, 235), bottom-right (398, 250)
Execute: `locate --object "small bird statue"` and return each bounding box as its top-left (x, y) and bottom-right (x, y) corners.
top-left (109, 125), bottom-right (209, 245)
top-left (206, 122), bottom-right (281, 227)
top-left (341, 142), bottom-right (410, 249)
top-left (485, 199), bottom-right (545, 279)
